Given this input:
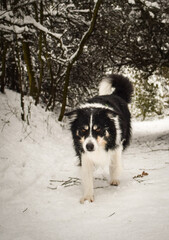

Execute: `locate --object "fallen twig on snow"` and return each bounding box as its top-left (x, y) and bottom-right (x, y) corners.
top-left (108, 212), bottom-right (115, 217)
top-left (23, 208), bottom-right (28, 213)
top-left (48, 177), bottom-right (81, 190)
top-left (48, 177), bottom-right (109, 190)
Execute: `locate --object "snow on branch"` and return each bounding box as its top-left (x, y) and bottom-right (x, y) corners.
top-left (68, 0), bottom-right (102, 64)
top-left (0, 11), bottom-right (68, 53)
top-left (58, 0), bottom-right (102, 121)
top-left (0, 24), bottom-right (27, 34)
top-left (0, 12), bottom-right (62, 40)
top-left (23, 16), bottom-right (62, 40)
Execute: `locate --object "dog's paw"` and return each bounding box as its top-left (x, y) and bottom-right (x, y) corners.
top-left (80, 195), bottom-right (94, 204)
top-left (110, 179), bottom-right (120, 186)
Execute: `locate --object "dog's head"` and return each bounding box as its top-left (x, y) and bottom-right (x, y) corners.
top-left (65, 108), bottom-right (119, 153)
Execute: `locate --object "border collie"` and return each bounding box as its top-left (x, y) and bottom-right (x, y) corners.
top-left (65, 74), bottom-right (133, 203)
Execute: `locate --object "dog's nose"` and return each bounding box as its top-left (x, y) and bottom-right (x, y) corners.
top-left (86, 142), bottom-right (94, 152)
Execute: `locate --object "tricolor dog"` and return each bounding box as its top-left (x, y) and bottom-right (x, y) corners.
top-left (65, 74), bottom-right (133, 203)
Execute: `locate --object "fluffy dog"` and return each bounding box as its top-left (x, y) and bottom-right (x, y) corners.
top-left (65, 74), bottom-right (133, 203)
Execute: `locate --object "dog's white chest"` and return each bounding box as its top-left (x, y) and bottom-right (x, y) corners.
top-left (84, 148), bottom-right (112, 167)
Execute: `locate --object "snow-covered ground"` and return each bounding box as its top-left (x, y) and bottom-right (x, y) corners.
top-left (0, 90), bottom-right (169, 240)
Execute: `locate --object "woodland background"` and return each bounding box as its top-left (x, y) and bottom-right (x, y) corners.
top-left (0, 0), bottom-right (169, 121)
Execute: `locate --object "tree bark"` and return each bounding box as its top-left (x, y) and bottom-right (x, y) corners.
top-left (43, 33), bottom-right (56, 111)
top-left (0, 41), bottom-right (8, 93)
top-left (35, 1), bottom-right (44, 105)
top-left (22, 40), bottom-right (37, 98)
top-left (16, 36), bottom-right (25, 121)
top-left (58, 0), bottom-right (102, 121)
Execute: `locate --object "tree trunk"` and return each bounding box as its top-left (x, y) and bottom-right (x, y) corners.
top-left (43, 34), bottom-right (54, 110)
top-left (44, 33), bottom-right (62, 111)
top-left (22, 40), bottom-right (37, 98)
top-left (0, 41), bottom-right (8, 93)
top-left (58, 0), bottom-right (102, 121)
top-left (16, 36), bottom-right (25, 121)
top-left (35, 1), bottom-right (44, 105)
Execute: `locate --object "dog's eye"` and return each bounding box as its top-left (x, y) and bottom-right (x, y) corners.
top-left (93, 125), bottom-right (101, 132)
top-left (95, 127), bottom-right (101, 132)
top-left (81, 126), bottom-right (88, 132)
top-left (81, 125), bottom-right (89, 132)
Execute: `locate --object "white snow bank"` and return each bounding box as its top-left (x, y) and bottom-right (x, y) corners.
top-left (133, 118), bottom-right (169, 137)
top-left (0, 90), bottom-right (169, 240)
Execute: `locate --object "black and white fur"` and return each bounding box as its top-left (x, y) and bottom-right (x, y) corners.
top-left (65, 74), bottom-right (133, 203)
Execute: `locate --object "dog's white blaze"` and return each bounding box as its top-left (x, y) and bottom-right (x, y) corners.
top-left (89, 113), bottom-right (93, 136)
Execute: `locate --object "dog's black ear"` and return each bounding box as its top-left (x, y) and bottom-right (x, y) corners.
top-left (64, 110), bottom-right (78, 123)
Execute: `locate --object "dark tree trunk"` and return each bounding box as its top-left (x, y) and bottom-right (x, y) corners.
top-left (58, 0), bottom-right (102, 121)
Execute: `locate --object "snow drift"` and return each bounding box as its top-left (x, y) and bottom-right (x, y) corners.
top-left (0, 90), bottom-right (169, 240)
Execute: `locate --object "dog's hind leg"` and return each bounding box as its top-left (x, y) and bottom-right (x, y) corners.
top-left (80, 153), bottom-right (94, 204)
top-left (109, 146), bottom-right (123, 186)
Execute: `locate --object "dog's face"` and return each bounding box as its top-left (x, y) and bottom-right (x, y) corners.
top-left (66, 108), bottom-right (117, 153)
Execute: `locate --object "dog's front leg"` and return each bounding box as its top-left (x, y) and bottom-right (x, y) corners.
top-left (109, 146), bottom-right (123, 186)
top-left (80, 154), bottom-right (94, 204)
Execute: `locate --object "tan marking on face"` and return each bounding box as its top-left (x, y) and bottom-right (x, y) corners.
top-left (80, 136), bottom-right (85, 143)
top-left (106, 130), bottom-right (109, 137)
top-left (97, 136), bottom-right (107, 147)
top-left (76, 130), bottom-right (79, 136)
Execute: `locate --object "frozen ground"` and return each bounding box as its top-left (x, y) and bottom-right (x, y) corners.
top-left (0, 90), bottom-right (169, 240)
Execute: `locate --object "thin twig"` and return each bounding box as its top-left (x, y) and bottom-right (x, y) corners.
top-left (23, 208), bottom-right (28, 213)
top-left (48, 176), bottom-right (108, 190)
top-left (108, 212), bottom-right (115, 217)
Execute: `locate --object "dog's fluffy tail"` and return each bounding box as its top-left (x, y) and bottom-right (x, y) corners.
top-left (99, 74), bottom-right (133, 103)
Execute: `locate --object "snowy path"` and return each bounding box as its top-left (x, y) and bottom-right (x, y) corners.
top-left (0, 90), bottom-right (169, 240)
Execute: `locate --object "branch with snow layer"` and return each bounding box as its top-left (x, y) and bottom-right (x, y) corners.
top-left (0, 12), bottom-right (67, 53)
top-left (58, 0), bottom-right (102, 121)
top-left (23, 16), bottom-right (62, 40)
top-left (23, 16), bottom-right (68, 53)
top-left (68, 0), bottom-right (102, 64)
top-left (0, 24), bottom-right (28, 34)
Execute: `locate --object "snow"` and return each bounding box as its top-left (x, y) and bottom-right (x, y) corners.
top-left (0, 11), bottom-right (62, 38)
top-left (0, 90), bottom-right (169, 240)
top-left (145, 1), bottom-right (160, 9)
top-left (128, 0), bottom-right (135, 4)
top-left (24, 16), bottom-right (62, 39)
